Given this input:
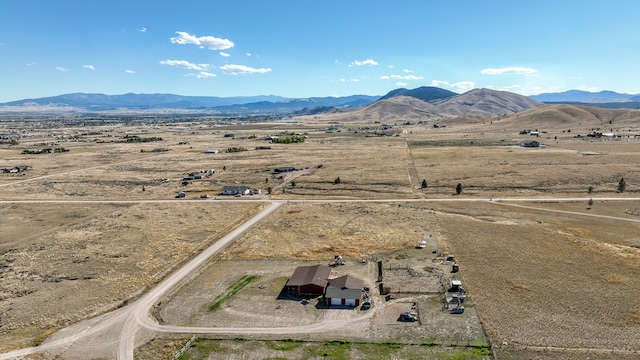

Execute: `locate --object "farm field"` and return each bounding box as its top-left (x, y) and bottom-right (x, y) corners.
top-left (1, 116), bottom-right (640, 359)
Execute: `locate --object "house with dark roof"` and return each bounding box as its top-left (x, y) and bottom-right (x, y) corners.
top-left (324, 274), bottom-right (364, 307)
top-left (284, 264), bottom-right (332, 296)
top-left (520, 140), bottom-right (540, 148)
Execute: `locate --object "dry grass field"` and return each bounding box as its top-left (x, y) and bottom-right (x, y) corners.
top-left (434, 201), bottom-right (640, 357)
top-left (2, 108), bottom-right (640, 358)
top-left (0, 201), bottom-right (261, 352)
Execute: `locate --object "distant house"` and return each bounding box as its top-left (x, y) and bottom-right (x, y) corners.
top-left (325, 274), bottom-right (364, 307)
top-left (255, 146), bottom-right (272, 150)
top-left (221, 186), bottom-right (250, 196)
top-left (205, 149), bottom-right (219, 154)
top-left (274, 167), bottom-right (296, 173)
top-left (3, 165), bottom-right (32, 173)
top-left (152, 147), bottom-right (167, 152)
top-left (223, 133), bottom-right (234, 138)
top-left (285, 264), bottom-right (332, 296)
top-left (520, 140), bottom-right (540, 148)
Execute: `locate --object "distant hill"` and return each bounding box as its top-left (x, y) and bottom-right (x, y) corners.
top-left (379, 86), bottom-right (457, 102)
top-left (309, 88), bottom-right (544, 123)
top-left (494, 104), bottom-right (640, 133)
top-left (431, 88), bottom-right (544, 116)
top-left (531, 90), bottom-right (638, 103)
top-left (0, 93), bottom-right (379, 114)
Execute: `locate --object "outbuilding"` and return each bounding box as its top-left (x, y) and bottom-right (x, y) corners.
top-left (325, 274), bottom-right (364, 307)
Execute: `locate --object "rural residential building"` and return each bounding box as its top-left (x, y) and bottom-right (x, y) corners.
top-left (284, 264), bottom-right (332, 296)
top-left (221, 186), bottom-right (250, 196)
top-left (274, 167), bottom-right (296, 173)
top-left (520, 140), bottom-right (540, 148)
top-left (325, 274), bottom-right (364, 307)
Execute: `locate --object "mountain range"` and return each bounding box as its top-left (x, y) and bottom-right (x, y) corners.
top-left (1, 87), bottom-right (638, 116)
top-left (531, 90), bottom-right (640, 104)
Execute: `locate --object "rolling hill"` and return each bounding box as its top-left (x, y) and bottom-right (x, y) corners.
top-left (379, 86), bottom-right (457, 102)
top-left (314, 88), bottom-right (544, 123)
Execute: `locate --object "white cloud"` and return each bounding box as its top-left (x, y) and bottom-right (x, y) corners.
top-left (430, 80), bottom-right (475, 93)
top-left (246, 53), bottom-right (252, 57)
top-left (196, 71), bottom-right (216, 78)
top-left (430, 80), bottom-right (450, 87)
top-left (55, 66), bottom-right (69, 72)
top-left (219, 64), bottom-right (271, 75)
top-left (160, 59), bottom-right (210, 71)
top-left (139, 27), bottom-right (147, 33)
top-left (125, 69), bottom-right (135, 74)
top-left (349, 59), bottom-right (378, 67)
top-left (26, 62), bottom-right (36, 66)
top-left (396, 81), bottom-right (408, 87)
top-left (481, 67), bottom-right (537, 75)
top-left (339, 78), bottom-right (360, 82)
top-left (82, 65), bottom-right (95, 70)
top-left (170, 31), bottom-right (234, 50)
top-left (403, 69), bottom-right (413, 73)
top-left (380, 74), bottom-right (423, 80)
top-left (219, 51), bottom-right (230, 57)
top-left (451, 81), bottom-right (475, 92)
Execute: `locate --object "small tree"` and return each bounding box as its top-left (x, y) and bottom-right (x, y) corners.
top-left (618, 177), bottom-right (626, 193)
top-left (265, 177), bottom-right (269, 184)
top-left (421, 179), bottom-right (427, 189)
top-left (587, 198), bottom-right (593, 209)
top-left (587, 186), bottom-right (593, 194)
top-left (456, 183), bottom-right (462, 195)
top-left (291, 181), bottom-right (296, 188)
top-left (223, 165), bottom-right (227, 171)
top-left (334, 177), bottom-right (341, 185)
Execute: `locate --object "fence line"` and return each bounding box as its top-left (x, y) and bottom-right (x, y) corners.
top-left (172, 334), bottom-right (197, 360)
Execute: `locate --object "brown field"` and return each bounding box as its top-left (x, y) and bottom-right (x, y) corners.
top-left (2, 112), bottom-right (640, 358)
top-left (0, 202), bottom-right (262, 352)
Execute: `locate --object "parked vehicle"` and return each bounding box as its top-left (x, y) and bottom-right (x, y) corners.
top-left (398, 311), bottom-right (418, 322)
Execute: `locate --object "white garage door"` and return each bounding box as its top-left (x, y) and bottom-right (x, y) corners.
top-left (345, 298), bottom-right (356, 307)
top-left (331, 298), bottom-right (342, 306)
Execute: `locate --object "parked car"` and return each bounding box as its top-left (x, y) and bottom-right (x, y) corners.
top-left (361, 299), bottom-right (371, 310)
top-left (398, 312), bottom-right (418, 322)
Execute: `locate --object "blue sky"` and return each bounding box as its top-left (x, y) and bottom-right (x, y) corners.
top-left (2, 1), bottom-right (640, 102)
